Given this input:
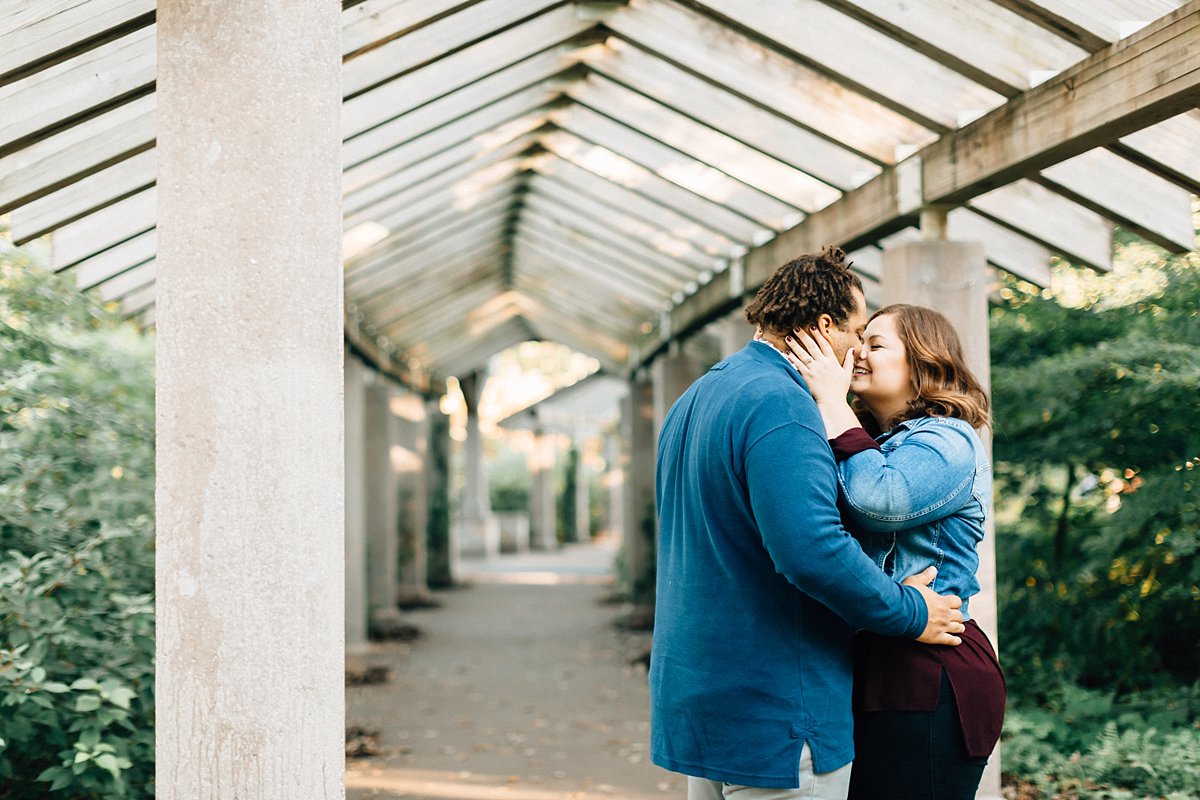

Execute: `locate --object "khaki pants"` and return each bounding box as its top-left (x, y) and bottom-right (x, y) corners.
top-left (687, 744), bottom-right (853, 800)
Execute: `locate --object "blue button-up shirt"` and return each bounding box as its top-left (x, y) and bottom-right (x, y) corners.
top-left (836, 416), bottom-right (991, 620)
top-left (650, 343), bottom-right (928, 787)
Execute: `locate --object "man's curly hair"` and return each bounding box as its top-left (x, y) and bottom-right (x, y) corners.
top-left (744, 246), bottom-right (863, 334)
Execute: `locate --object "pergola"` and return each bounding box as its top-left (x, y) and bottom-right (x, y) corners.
top-left (2, 1), bottom-right (1197, 797)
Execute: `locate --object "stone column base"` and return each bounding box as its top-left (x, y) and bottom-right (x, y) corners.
top-left (456, 516), bottom-right (500, 559)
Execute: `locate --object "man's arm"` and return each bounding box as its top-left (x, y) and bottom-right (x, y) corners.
top-left (746, 420), bottom-right (963, 644)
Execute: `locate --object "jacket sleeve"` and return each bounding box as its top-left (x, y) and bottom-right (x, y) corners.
top-left (836, 421), bottom-right (977, 533)
top-left (745, 421), bottom-right (928, 639)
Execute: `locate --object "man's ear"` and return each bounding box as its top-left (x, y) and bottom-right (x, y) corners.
top-left (815, 313), bottom-right (835, 342)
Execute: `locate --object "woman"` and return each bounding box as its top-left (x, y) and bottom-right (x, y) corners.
top-left (783, 304), bottom-right (1005, 800)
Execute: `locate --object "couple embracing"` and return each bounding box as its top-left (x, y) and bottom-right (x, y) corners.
top-left (650, 247), bottom-right (1006, 800)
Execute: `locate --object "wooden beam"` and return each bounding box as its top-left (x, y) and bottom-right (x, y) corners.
top-left (73, 228), bottom-right (156, 291)
top-left (341, 0), bottom-right (482, 61)
top-left (10, 149), bottom-right (155, 244)
top-left (988, 0), bottom-right (1112, 50)
top-left (340, 4), bottom-right (590, 136)
top-left (343, 131), bottom-right (531, 221)
top-left (550, 103), bottom-right (793, 229)
top-left (605, 0), bottom-right (936, 163)
top-left (1113, 108), bottom-right (1200, 194)
top-left (947, 208), bottom-right (1054, 287)
top-left (345, 179), bottom-right (517, 272)
top-left (530, 154), bottom-right (743, 256)
top-left (515, 226), bottom-right (677, 300)
top-left (691, 0), bottom-right (1005, 131)
top-left (568, 72), bottom-right (841, 211)
top-left (343, 0), bottom-right (560, 98)
top-left (343, 91), bottom-right (553, 195)
top-left (921, 3), bottom-right (1200, 205)
top-left (355, 230), bottom-right (509, 313)
top-left (0, 0), bottom-right (155, 87)
top-left (1038, 148), bottom-right (1195, 252)
top-left (522, 185), bottom-right (708, 277)
top-left (96, 258), bottom-right (155, 302)
top-left (589, 38), bottom-right (879, 190)
top-left (819, 0), bottom-right (1088, 95)
top-left (969, 180), bottom-right (1114, 271)
top-left (343, 310), bottom-right (443, 395)
top-left (0, 26), bottom-right (154, 155)
top-left (539, 129), bottom-right (762, 242)
top-left (0, 92), bottom-right (155, 214)
top-left (52, 186), bottom-right (155, 271)
top-left (632, 2), bottom-right (1199, 368)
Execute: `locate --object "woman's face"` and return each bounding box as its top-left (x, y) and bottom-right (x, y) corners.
top-left (850, 314), bottom-right (915, 410)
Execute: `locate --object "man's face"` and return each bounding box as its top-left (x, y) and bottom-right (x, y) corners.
top-left (827, 288), bottom-right (868, 362)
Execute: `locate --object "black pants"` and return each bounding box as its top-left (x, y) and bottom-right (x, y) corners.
top-left (847, 672), bottom-right (988, 800)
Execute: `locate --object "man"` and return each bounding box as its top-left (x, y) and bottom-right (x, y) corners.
top-left (650, 247), bottom-right (964, 800)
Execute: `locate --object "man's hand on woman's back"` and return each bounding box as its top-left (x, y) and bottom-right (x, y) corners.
top-left (903, 566), bottom-right (965, 646)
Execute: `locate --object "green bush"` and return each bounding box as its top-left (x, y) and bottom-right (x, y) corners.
top-left (0, 238), bottom-right (155, 798)
top-left (1003, 701), bottom-right (1200, 799)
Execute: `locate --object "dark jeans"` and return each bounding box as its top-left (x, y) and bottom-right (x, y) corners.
top-left (847, 672), bottom-right (988, 800)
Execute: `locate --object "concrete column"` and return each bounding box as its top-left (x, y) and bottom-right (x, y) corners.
top-left (394, 392), bottom-right (430, 602)
top-left (425, 397), bottom-right (454, 588)
top-left (715, 313), bottom-right (756, 359)
top-left (364, 380), bottom-right (402, 631)
top-left (575, 435), bottom-right (591, 542)
top-left (345, 352), bottom-right (369, 651)
top-left (155, 2), bottom-right (343, 796)
top-left (881, 238), bottom-right (1001, 799)
top-left (456, 371), bottom-right (499, 558)
top-left (528, 431), bottom-right (560, 550)
top-left (652, 350), bottom-right (704, 433)
top-left (622, 374), bottom-right (656, 611)
top-left (604, 432), bottom-right (624, 542)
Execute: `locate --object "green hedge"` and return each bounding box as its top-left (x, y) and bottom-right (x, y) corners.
top-left (1, 242), bottom-right (155, 798)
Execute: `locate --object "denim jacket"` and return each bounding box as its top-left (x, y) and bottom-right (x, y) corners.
top-left (836, 416), bottom-right (990, 621)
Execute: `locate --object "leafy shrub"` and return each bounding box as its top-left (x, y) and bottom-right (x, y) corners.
top-left (1003, 704), bottom-right (1200, 799)
top-left (0, 238), bottom-right (155, 798)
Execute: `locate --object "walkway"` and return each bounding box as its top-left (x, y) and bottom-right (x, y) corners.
top-left (346, 538), bottom-right (686, 800)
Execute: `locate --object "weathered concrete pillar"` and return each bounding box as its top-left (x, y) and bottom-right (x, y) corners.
top-left (575, 435), bottom-right (591, 542)
top-left (715, 312), bottom-right (755, 359)
top-left (155, 2), bottom-right (343, 796)
top-left (881, 237), bottom-right (1001, 799)
top-left (425, 397), bottom-right (454, 588)
top-left (457, 371), bottom-right (499, 558)
top-left (604, 432), bottom-right (624, 541)
top-left (528, 431), bottom-right (560, 550)
top-left (345, 351), bottom-right (369, 651)
top-left (622, 374), bottom-right (656, 611)
top-left (365, 380), bottom-right (402, 632)
top-left (652, 349), bottom-right (704, 433)
top-left (394, 391), bottom-right (430, 602)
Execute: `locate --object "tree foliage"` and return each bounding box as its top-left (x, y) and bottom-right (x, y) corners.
top-left (0, 238), bottom-right (155, 798)
top-left (991, 238), bottom-right (1200, 696)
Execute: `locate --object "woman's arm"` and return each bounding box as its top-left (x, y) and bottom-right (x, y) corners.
top-left (836, 421), bottom-right (979, 533)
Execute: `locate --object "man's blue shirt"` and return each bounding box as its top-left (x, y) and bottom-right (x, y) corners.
top-left (649, 342), bottom-right (928, 787)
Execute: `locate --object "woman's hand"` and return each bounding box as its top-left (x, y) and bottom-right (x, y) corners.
top-left (784, 329), bottom-right (854, 405)
top-left (784, 329), bottom-right (862, 439)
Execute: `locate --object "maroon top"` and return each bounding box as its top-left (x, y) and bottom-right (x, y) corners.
top-left (830, 427), bottom-right (1006, 757)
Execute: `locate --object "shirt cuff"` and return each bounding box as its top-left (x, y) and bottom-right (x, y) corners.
top-left (828, 428), bottom-right (881, 460)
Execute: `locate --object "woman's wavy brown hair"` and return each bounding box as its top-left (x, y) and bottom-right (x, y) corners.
top-left (857, 304), bottom-right (990, 430)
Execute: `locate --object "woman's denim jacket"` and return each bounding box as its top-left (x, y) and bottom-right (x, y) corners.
top-left (837, 416), bottom-right (990, 621)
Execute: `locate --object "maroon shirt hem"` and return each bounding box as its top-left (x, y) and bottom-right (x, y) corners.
top-left (852, 620), bottom-right (1006, 757)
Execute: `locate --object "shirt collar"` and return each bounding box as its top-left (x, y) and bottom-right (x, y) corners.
top-left (750, 338), bottom-right (794, 368)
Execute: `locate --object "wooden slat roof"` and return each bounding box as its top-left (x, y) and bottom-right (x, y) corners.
top-left (2, 0), bottom-right (1196, 389)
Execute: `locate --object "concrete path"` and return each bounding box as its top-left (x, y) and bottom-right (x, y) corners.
top-left (346, 537), bottom-right (686, 800)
